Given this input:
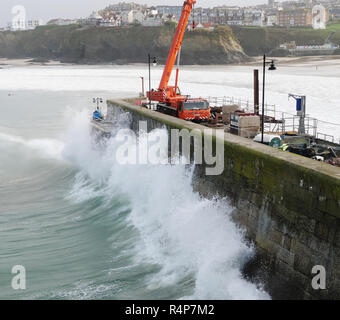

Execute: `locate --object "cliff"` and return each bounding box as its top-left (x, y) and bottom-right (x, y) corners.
top-left (0, 23), bottom-right (247, 65)
top-left (231, 25), bottom-right (340, 56)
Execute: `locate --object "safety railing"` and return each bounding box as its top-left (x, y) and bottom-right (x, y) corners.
top-left (206, 96), bottom-right (277, 115)
top-left (205, 96), bottom-right (340, 145)
top-left (317, 133), bottom-right (336, 144)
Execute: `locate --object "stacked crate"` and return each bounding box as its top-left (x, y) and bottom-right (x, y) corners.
top-left (222, 105), bottom-right (241, 124)
top-left (238, 115), bottom-right (261, 138)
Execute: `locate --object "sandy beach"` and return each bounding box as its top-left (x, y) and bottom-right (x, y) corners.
top-left (244, 55), bottom-right (340, 67)
top-left (2, 55), bottom-right (340, 68)
top-left (0, 58), bottom-right (64, 67)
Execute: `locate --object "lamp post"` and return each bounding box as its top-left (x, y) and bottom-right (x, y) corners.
top-left (261, 54), bottom-right (277, 144)
top-left (148, 54), bottom-right (157, 109)
top-left (140, 76), bottom-right (145, 97)
top-left (93, 97), bottom-right (103, 109)
top-left (92, 97), bottom-right (103, 120)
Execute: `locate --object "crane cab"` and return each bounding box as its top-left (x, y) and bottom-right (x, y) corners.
top-left (156, 97), bottom-right (210, 122)
top-left (177, 99), bottom-right (210, 122)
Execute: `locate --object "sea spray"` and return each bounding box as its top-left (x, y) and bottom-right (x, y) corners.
top-left (0, 132), bottom-right (64, 160)
top-left (62, 110), bottom-right (270, 300)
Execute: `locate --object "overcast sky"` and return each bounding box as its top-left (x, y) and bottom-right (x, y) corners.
top-left (0, 0), bottom-right (267, 27)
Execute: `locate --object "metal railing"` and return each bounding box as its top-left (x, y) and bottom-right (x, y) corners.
top-left (205, 95), bottom-right (340, 144)
top-left (279, 116), bottom-right (317, 136)
top-left (317, 133), bottom-right (336, 144)
top-left (206, 96), bottom-right (276, 113)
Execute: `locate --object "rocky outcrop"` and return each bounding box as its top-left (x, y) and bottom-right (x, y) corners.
top-left (0, 24), bottom-right (247, 65)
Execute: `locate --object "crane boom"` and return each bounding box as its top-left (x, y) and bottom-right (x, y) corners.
top-left (146, 0), bottom-right (210, 123)
top-left (158, 0), bottom-right (196, 91)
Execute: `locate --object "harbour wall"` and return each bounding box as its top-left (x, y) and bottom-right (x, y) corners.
top-left (106, 99), bottom-right (340, 300)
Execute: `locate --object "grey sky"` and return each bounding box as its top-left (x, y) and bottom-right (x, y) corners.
top-left (0, 0), bottom-right (267, 27)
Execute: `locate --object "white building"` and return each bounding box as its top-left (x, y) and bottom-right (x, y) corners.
top-left (26, 19), bottom-right (44, 30)
top-left (156, 6), bottom-right (182, 21)
top-left (7, 19), bottom-right (43, 31)
top-left (142, 15), bottom-right (163, 27)
top-left (47, 19), bottom-right (77, 26)
top-left (7, 20), bottom-right (25, 31)
top-left (88, 11), bottom-right (102, 20)
top-left (86, 11), bottom-right (104, 25)
top-left (267, 13), bottom-right (278, 26)
top-left (244, 9), bottom-right (265, 26)
top-left (128, 10), bottom-right (145, 24)
top-left (121, 11), bottom-right (129, 25)
top-left (107, 2), bottom-right (146, 13)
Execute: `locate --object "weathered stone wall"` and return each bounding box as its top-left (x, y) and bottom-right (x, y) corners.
top-left (107, 100), bottom-right (340, 300)
top-left (195, 149), bottom-right (340, 299)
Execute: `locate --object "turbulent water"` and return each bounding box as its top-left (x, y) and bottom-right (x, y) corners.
top-left (0, 61), bottom-right (339, 300)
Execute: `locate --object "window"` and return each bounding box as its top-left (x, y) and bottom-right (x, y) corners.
top-left (184, 100), bottom-right (209, 110)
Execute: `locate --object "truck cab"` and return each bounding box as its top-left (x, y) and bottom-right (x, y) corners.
top-left (178, 99), bottom-right (210, 122)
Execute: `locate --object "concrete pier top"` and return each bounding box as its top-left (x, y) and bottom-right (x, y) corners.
top-left (108, 99), bottom-right (340, 181)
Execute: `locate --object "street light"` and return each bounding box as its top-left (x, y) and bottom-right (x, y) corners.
top-left (140, 76), bottom-right (145, 97)
top-left (93, 97), bottom-right (103, 109)
top-left (148, 54), bottom-right (157, 109)
top-left (92, 97), bottom-right (104, 120)
top-left (268, 60), bottom-right (276, 71)
top-left (261, 55), bottom-right (277, 144)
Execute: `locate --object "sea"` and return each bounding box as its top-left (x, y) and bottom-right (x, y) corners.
top-left (0, 60), bottom-right (339, 299)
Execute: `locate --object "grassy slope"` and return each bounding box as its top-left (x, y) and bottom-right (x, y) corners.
top-left (327, 23), bottom-right (340, 31)
top-left (232, 24), bottom-right (340, 56)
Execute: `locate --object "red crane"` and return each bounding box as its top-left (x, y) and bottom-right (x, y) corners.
top-left (147, 0), bottom-right (210, 122)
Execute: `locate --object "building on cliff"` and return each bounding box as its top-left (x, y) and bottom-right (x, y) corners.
top-left (106, 2), bottom-right (147, 13)
top-left (7, 19), bottom-right (44, 31)
top-left (47, 19), bottom-right (78, 26)
top-left (278, 8), bottom-right (313, 27)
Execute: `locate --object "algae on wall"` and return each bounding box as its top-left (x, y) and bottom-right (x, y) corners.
top-left (0, 24), bottom-right (247, 64)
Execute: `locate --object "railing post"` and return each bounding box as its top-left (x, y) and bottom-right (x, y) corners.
top-left (314, 119), bottom-right (318, 137)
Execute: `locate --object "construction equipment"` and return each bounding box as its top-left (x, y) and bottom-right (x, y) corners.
top-left (147, 0), bottom-right (210, 122)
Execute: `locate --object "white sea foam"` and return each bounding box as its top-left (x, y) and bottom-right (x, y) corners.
top-left (62, 111), bottom-right (270, 300)
top-left (0, 131), bottom-right (64, 160)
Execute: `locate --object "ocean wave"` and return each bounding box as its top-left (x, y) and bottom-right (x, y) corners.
top-left (61, 111), bottom-right (270, 300)
top-left (0, 132), bottom-right (64, 161)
